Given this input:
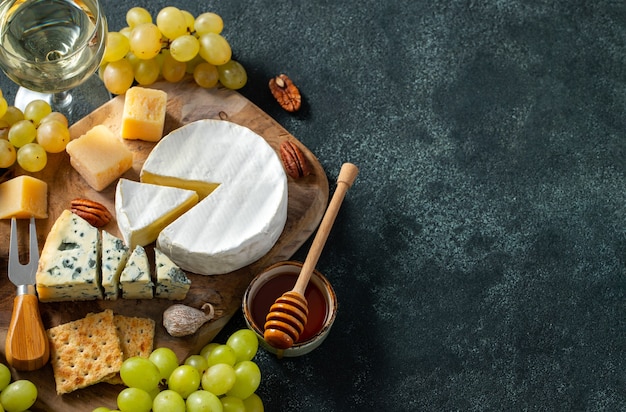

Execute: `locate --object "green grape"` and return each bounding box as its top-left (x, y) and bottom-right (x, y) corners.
top-left (185, 53), bottom-right (205, 74)
top-left (193, 62), bottom-right (219, 88)
top-left (156, 7), bottom-right (188, 39)
top-left (168, 364), bottom-right (200, 398)
top-left (185, 354), bottom-right (209, 375)
top-left (126, 7), bottom-right (152, 28)
top-left (36, 120), bottom-right (70, 153)
top-left (0, 363), bottom-right (11, 391)
top-left (117, 387), bottom-right (152, 412)
top-left (161, 52), bottom-right (187, 83)
top-left (40, 111), bottom-right (68, 127)
top-left (200, 342), bottom-right (220, 359)
top-left (134, 58), bottom-right (161, 85)
top-left (152, 390), bottom-right (186, 412)
top-left (226, 329), bottom-right (259, 362)
top-left (217, 59), bottom-right (247, 90)
top-left (119, 356), bottom-right (161, 392)
top-left (195, 12), bottom-right (223, 35)
top-left (23, 100), bottom-right (51, 126)
top-left (92, 408), bottom-right (111, 412)
top-left (8, 120), bottom-right (37, 148)
top-left (170, 35), bottom-right (200, 62)
top-left (206, 344), bottom-right (237, 367)
top-left (120, 26), bottom-right (132, 39)
top-left (181, 10), bottom-right (195, 33)
top-left (130, 23), bottom-right (163, 60)
top-left (17, 143), bottom-right (47, 172)
top-left (103, 58), bottom-right (135, 95)
top-left (2, 106), bottom-right (24, 126)
top-left (186, 390), bottom-right (223, 412)
top-left (242, 393), bottom-right (264, 412)
top-left (226, 361), bottom-right (261, 399)
top-left (104, 32), bottom-right (131, 62)
top-left (0, 139), bottom-right (16, 168)
top-left (0, 380), bottom-right (37, 412)
top-left (0, 96), bottom-right (8, 119)
top-left (149, 347), bottom-right (180, 382)
top-left (220, 396), bottom-right (245, 412)
top-left (201, 363), bottom-right (236, 396)
top-left (198, 33), bottom-right (231, 66)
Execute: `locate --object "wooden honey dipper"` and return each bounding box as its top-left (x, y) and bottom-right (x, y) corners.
top-left (264, 162), bottom-right (359, 350)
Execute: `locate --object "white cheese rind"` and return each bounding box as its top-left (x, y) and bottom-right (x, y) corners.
top-left (120, 245), bottom-right (154, 299)
top-left (36, 210), bottom-right (102, 302)
top-left (101, 230), bottom-right (130, 300)
top-left (141, 119), bottom-right (288, 275)
top-left (115, 178), bottom-right (199, 250)
top-left (154, 248), bottom-right (191, 300)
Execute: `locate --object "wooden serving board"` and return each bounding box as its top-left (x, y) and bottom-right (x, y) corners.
top-left (0, 78), bottom-right (329, 411)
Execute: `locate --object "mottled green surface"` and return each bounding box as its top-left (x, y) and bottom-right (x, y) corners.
top-left (4, 0), bottom-right (626, 410)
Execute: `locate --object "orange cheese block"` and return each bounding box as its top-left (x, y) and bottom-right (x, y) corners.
top-left (66, 125), bottom-right (133, 191)
top-left (0, 175), bottom-right (48, 219)
top-left (121, 86), bottom-right (168, 142)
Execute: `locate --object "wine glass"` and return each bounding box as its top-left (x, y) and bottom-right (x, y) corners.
top-left (0, 0), bottom-right (110, 123)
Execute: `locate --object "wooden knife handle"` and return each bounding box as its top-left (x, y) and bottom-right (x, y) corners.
top-left (5, 293), bottom-right (50, 371)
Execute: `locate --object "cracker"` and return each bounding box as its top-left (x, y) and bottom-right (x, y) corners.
top-left (105, 315), bottom-right (155, 385)
top-left (47, 309), bottom-right (122, 394)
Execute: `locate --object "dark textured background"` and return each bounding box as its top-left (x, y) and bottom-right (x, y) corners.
top-left (3, 0), bottom-right (626, 410)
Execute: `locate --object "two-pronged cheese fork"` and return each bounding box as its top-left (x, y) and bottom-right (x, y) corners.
top-left (6, 217), bottom-right (49, 371)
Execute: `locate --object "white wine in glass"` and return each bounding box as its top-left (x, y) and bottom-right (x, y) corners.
top-left (0, 0), bottom-right (110, 123)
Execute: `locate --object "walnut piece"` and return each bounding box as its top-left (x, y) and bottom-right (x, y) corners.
top-left (269, 74), bottom-right (302, 112)
top-left (280, 140), bottom-right (312, 179)
top-left (70, 198), bottom-right (112, 227)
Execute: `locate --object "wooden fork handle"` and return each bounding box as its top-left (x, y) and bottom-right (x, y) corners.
top-left (5, 291), bottom-right (50, 371)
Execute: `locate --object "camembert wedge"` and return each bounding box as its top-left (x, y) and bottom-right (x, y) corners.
top-left (36, 210), bottom-right (102, 302)
top-left (140, 119), bottom-right (288, 275)
top-left (115, 178), bottom-right (199, 250)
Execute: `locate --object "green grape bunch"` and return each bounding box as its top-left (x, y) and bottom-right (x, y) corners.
top-left (101, 6), bottom-right (247, 95)
top-left (0, 98), bottom-right (70, 173)
top-left (92, 328), bottom-right (264, 412)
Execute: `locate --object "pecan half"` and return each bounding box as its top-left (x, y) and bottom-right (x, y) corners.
top-left (269, 74), bottom-right (301, 112)
top-left (70, 198), bottom-right (112, 227)
top-left (280, 141), bottom-right (311, 179)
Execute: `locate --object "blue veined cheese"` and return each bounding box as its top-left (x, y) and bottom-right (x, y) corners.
top-left (101, 230), bottom-right (130, 300)
top-left (36, 210), bottom-right (102, 302)
top-left (141, 119), bottom-right (288, 275)
top-left (115, 178), bottom-right (198, 250)
top-left (120, 245), bottom-right (154, 299)
top-left (154, 248), bottom-right (191, 300)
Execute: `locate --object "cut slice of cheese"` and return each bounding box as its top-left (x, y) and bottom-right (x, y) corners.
top-left (115, 178), bottom-right (199, 250)
top-left (101, 230), bottom-right (130, 300)
top-left (121, 86), bottom-right (167, 142)
top-left (66, 125), bottom-right (133, 191)
top-left (0, 175), bottom-right (47, 219)
top-left (140, 119), bottom-right (288, 275)
top-left (155, 248), bottom-right (191, 300)
top-left (36, 210), bottom-right (102, 302)
top-left (119, 245), bottom-right (153, 299)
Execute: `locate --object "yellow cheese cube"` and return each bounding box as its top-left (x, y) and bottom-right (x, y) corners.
top-left (121, 86), bottom-right (168, 142)
top-left (66, 125), bottom-right (133, 191)
top-left (0, 175), bottom-right (48, 219)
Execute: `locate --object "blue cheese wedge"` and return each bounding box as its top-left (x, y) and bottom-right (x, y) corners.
top-left (154, 248), bottom-right (191, 300)
top-left (36, 210), bottom-right (102, 302)
top-left (101, 230), bottom-right (130, 300)
top-left (120, 245), bottom-right (154, 299)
